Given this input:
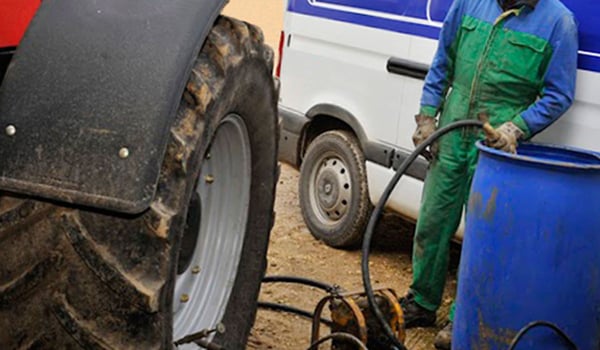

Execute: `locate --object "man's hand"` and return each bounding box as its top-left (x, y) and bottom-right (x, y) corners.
top-left (483, 122), bottom-right (524, 154)
top-left (412, 114), bottom-right (437, 147)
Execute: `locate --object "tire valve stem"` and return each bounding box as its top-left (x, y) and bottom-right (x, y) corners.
top-left (192, 265), bottom-right (201, 274)
top-left (174, 323), bottom-right (226, 347)
top-left (180, 294), bottom-right (190, 303)
top-left (205, 175), bottom-right (215, 184)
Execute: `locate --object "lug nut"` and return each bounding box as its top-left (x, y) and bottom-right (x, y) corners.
top-left (192, 266), bottom-right (201, 274)
top-left (216, 323), bottom-right (226, 334)
top-left (119, 147), bottom-right (130, 159)
top-left (5, 125), bottom-right (16, 136)
top-left (180, 294), bottom-right (189, 303)
top-left (205, 175), bottom-right (214, 184)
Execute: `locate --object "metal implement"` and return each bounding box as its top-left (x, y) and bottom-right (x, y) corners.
top-left (311, 287), bottom-right (405, 349)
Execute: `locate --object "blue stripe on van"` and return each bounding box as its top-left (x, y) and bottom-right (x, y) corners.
top-left (288, 0), bottom-right (600, 73)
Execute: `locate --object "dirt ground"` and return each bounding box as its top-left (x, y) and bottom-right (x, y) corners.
top-left (222, 2), bottom-right (459, 349)
top-left (246, 165), bottom-right (459, 350)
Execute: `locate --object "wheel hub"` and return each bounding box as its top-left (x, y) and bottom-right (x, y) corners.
top-left (177, 192), bottom-right (201, 275)
top-left (312, 157), bottom-right (351, 222)
top-left (316, 170), bottom-right (339, 210)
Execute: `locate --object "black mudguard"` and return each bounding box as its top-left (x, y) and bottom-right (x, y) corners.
top-left (0, 0), bottom-right (228, 213)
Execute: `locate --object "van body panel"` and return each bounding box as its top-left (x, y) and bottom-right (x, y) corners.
top-left (280, 0), bottom-right (600, 225)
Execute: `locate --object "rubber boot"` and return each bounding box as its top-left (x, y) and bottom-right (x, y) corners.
top-left (399, 293), bottom-right (436, 328)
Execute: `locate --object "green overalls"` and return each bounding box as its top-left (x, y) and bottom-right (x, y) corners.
top-left (412, 0), bottom-right (578, 319)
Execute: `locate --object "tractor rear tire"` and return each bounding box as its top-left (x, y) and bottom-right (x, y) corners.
top-left (0, 16), bottom-right (278, 349)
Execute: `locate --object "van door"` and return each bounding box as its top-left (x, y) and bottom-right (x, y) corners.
top-left (282, 0), bottom-right (417, 146)
top-left (394, 0), bottom-right (453, 151)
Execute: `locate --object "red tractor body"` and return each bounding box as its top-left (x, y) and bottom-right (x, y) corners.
top-left (0, 0), bottom-right (41, 48)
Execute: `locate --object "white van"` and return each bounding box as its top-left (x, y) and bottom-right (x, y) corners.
top-left (276, 0), bottom-right (600, 247)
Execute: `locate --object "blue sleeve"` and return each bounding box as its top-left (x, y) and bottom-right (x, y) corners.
top-left (419, 0), bottom-right (465, 117)
top-left (514, 13), bottom-right (578, 137)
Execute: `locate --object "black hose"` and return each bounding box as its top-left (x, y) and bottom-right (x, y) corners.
top-left (263, 275), bottom-right (337, 293)
top-left (305, 332), bottom-right (368, 350)
top-left (361, 120), bottom-right (485, 350)
top-left (257, 301), bottom-right (333, 326)
top-left (507, 321), bottom-right (578, 350)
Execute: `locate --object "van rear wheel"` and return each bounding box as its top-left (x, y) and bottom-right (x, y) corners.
top-left (299, 130), bottom-right (371, 248)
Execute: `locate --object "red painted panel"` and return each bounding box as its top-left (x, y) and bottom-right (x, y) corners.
top-left (0, 0), bottom-right (42, 48)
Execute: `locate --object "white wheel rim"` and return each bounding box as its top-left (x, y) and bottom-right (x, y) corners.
top-left (173, 114), bottom-right (252, 347)
top-left (308, 151), bottom-right (352, 226)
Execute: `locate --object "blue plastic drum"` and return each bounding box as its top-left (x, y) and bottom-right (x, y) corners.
top-left (453, 142), bottom-right (600, 350)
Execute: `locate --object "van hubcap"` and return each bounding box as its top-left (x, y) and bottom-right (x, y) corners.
top-left (310, 154), bottom-right (352, 223)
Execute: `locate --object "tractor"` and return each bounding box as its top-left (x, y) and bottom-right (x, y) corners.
top-left (0, 0), bottom-right (278, 348)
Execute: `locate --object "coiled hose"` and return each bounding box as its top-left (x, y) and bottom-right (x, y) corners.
top-left (507, 321), bottom-right (578, 350)
top-left (262, 275), bottom-right (337, 292)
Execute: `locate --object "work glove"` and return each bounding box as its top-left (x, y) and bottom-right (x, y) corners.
top-left (412, 114), bottom-right (438, 160)
top-left (483, 122), bottom-right (524, 154)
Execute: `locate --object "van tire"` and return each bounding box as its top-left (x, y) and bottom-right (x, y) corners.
top-left (299, 130), bottom-right (371, 248)
top-left (0, 16), bottom-right (278, 349)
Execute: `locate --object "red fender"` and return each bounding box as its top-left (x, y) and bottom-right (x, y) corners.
top-left (0, 0), bottom-right (41, 48)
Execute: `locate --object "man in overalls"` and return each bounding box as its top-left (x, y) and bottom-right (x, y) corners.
top-left (402, 0), bottom-right (578, 348)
